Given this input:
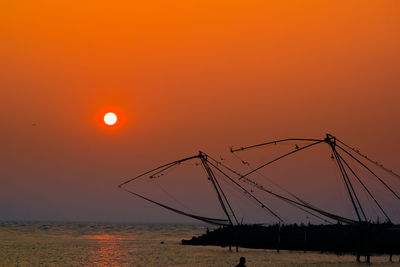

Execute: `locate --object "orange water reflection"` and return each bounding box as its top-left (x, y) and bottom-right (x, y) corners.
top-left (86, 234), bottom-right (125, 266)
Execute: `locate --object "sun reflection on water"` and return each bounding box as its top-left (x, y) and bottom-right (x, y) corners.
top-left (86, 234), bottom-right (125, 266)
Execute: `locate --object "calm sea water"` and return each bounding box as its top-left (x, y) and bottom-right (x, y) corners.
top-left (0, 222), bottom-right (398, 266)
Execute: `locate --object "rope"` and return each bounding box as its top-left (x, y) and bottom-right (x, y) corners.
top-left (336, 144), bottom-right (400, 201)
top-left (152, 179), bottom-right (197, 213)
top-left (231, 151), bottom-right (318, 209)
top-left (121, 188), bottom-right (230, 226)
top-left (207, 155), bottom-right (333, 224)
top-left (337, 138), bottom-right (400, 180)
top-left (206, 158), bottom-right (283, 222)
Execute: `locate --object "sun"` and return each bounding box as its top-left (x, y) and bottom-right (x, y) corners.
top-left (104, 112), bottom-right (117, 125)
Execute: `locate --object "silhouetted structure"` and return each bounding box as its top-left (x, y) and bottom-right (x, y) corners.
top-left (119, 134), bottom-right (400, 262)
top-left (182, 223), bottom-right (400, 257)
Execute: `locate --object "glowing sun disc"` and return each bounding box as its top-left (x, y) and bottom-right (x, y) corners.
top-left (104, 112), bottom-right (117, 125)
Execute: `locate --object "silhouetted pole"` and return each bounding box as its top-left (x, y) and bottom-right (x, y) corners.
top-left (277, 222), bottom-right (281, 253)
top-left (303, 227), bottom-right (307, 253)
top-left (366, 226), bottom-right (371, 264)
top-left (235, 226), bottom-right (239, 252)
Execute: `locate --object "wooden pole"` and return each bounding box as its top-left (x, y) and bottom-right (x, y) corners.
top-left (277, 222), bottom-right (281, 253)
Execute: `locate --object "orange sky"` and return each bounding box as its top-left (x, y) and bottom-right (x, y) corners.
top-left (1, 1), bottom-right (399, 222)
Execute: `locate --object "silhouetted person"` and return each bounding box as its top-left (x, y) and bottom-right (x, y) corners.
top-left (236, 257), bottom-right (246, 267)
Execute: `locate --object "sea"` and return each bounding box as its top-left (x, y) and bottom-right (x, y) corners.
top-left (0, 222), bottom-right (398, 266)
